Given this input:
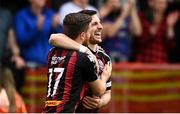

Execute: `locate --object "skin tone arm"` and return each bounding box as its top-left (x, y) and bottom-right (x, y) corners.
top-left (7, 28), bottom-right (25, 69)
top-left (166, 11), bottom-right (179, 39)
top-left (88, 62), bottom-right (111, 96)
top-left (129, 0), bottom-right (142, 36)
top-left (82, 90), bottom-right (111, 109)
top-left (49, 33), bottom-right (82, 51)
top-left (82, 62), bottom-right (112, 109)
top-left (101, 0), bottom-right (133, 38)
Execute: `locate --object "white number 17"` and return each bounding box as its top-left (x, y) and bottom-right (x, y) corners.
top-left (47, 68), bottom-right (65, 97)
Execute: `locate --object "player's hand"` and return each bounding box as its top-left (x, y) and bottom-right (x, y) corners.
top-left (101, 61), bottom-right (112, 81)
top-left (82, 96), bottom-right (103, 109)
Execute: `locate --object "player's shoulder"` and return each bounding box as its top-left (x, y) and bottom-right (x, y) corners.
top-left (77, 52), bottom-right (96, 64)
top-left (97, 45), bottom-right (111, 61)
top-left (97, 45), bottom-right (107, 55)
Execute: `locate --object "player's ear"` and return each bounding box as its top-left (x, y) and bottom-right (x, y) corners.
top-left (80, 32), bottom-right (86, 40)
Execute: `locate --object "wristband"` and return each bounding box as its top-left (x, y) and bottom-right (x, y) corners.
top-left (79, 45), bottom-right (87, 53)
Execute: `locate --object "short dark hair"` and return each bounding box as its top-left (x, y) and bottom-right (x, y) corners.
top-left (78, 10), bottom-right (97, 16)
top-left (63, 12), bottom-right (92, 39)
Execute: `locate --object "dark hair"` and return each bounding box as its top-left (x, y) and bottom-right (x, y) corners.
top-left (78, 10), bottom-right (97, 16)
top-left (63, 12), bottom-right (92, 39)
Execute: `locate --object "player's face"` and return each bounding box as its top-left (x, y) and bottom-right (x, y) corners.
top-left (89, 14), bottom-right (103, 44)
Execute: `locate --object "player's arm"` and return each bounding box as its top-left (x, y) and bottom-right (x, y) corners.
top-left (82, 63), bottom-right (112, 109)
top-left (49, 33), bottom-right (88, 53)
top-left (49, 33), bottom-right (100, 73)
top-left (99, 90), bottom-right (111, 108)
top-left (83, 56), bottom-right (111, 96)
top-left (82, 90), bottom-right (111, 109)
top-left (89, 63), bottom-right (111, 96)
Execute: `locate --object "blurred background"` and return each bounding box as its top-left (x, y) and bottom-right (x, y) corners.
top-left (0, 0), bottom-right (180, 113)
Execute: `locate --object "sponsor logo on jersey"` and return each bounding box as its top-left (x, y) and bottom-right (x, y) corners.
top-left (51, 56), bottom-right (66, 64)
top-left (45, 100), bottom-right (62, 106)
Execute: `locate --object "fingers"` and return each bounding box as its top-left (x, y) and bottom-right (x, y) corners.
top-left (82, 96), bottom-right (100, 109)
top-left (95, 58), bottom-right (100, 74)
top-left (107, 61), bottom-right (112, 73)
top-left (104, 62), bottom-right (112, 75)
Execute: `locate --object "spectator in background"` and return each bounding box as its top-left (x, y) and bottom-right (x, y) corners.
top-left (14, 0), bottom-right (59, 68)
top-left (0, 0), bottom-right (29, 14)
top-left (166, 0), bottom-right (180, 63)
top-left (133, 0), bottom-right (179, 63)
top-left (0, 7), bottom-right (25, 93)
top-left (100, 0), bottom-right (142, 63)
top-left (173, 17), bottom-right (180, 62)
top-left (58, 0), bottom-right (98, 25)
top-left (0, 66), bottom-right (27, 113)
top-left (48, 0), bottom-right (69, 12)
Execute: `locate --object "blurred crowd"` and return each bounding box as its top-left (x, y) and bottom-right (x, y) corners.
top-left (0, 0), bottom-right (179, 112)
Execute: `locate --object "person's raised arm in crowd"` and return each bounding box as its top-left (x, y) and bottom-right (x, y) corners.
top-left (166, 11), bottom-right (179, 39)
top-left (129, 0), bottom-right (142, 36)
top-left (7, 29), bottom-right (25, 69)
top-left (100, 0), bottom-right (139, 38)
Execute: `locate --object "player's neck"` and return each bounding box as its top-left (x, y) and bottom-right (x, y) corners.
top-left (75, 36), bottom-right (83, 44)
top-left (88, 44), bottom-right (97, 52)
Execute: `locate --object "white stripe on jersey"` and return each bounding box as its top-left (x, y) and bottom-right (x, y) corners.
top-left (106, 81), bottom-right (112, 88)
top-left (96, 46), bottom-right (112, 64)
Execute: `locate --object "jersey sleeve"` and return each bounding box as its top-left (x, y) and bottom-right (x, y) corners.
top-left (81, 54), bottom-right (98, 82)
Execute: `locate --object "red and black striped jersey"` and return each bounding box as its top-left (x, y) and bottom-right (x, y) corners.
top-left (43, 47), bottom-right (98, 113)
top-left (76, 46), bottom-right (112, 113)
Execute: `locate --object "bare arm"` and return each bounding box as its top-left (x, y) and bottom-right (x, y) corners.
top-left (8, 28), bottom-right (20, 56)
top-left (166, 11), bottom-right (179, 39)
top-left (102, 0), bottom-right (133, 38)
top-left (88, 79), bottom-right (107, 97)
top-left (129, 2), bottom-right (142, 36)
top-left (82, 90), bottom-right (111, 109)
top-left (8, 28), bottom-right (25, 69)
top-left (99, 90), bottom-right (111, 108)
top-left (88, 63), bottom-right (111, 96)
top-left (49, 33), bottom-right (81, 50)
top-left (49, 33), bottom-right (94, 54)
